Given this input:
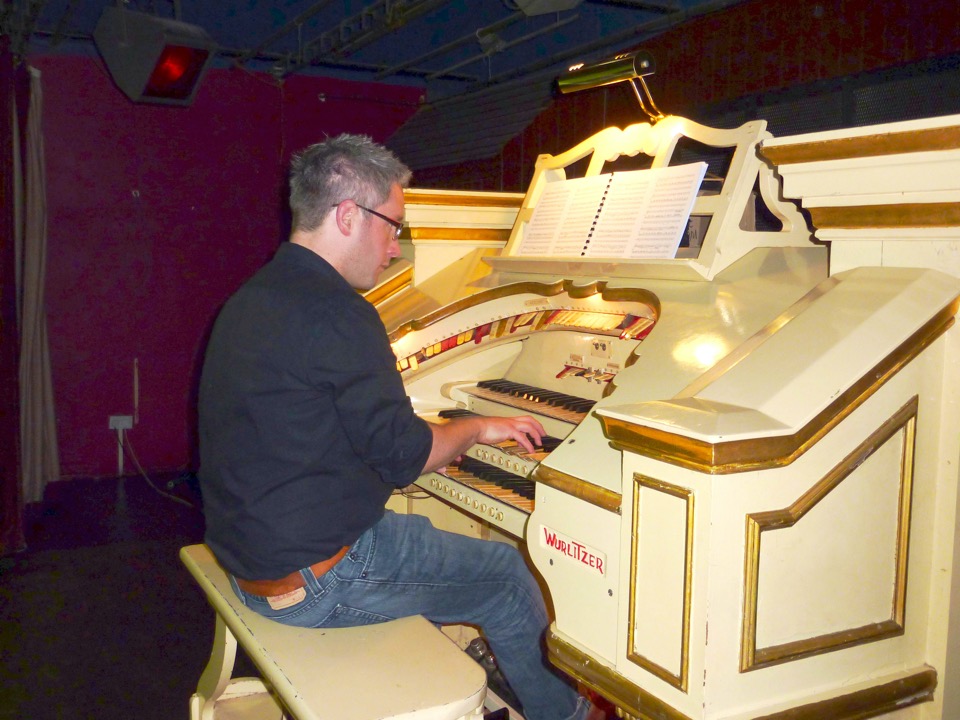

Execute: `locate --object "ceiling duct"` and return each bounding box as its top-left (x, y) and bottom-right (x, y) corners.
top-left (514, 0), bottom-right (584, 15)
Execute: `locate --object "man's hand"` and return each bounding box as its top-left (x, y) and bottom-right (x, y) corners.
top-left (475, 415), bottom-right (545, 455)
top-left (422, 414), bottom-right (546, 474)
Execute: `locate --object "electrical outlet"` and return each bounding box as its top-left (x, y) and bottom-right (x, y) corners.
top-left (108, 415), bottom-right (133, 431)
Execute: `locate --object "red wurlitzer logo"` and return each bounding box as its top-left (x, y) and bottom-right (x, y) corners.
top-left (539, 525), bottom-right (605, 576)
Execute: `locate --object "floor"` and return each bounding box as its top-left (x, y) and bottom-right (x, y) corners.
top-left (1, 474), bottom-right (612, 720)
top-left (0, 472), bottom-right (256, 720)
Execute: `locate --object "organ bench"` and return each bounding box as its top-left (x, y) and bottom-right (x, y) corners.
top-left (180, 544), bottom-right (488, 720)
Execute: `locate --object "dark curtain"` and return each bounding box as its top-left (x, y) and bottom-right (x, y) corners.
top-left (0, 36), bottom-right (28, 555)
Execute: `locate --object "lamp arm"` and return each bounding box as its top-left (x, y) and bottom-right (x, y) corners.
top-left (631, 77), bottom-right (664, 123)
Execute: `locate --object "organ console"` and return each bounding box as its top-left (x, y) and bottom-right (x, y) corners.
top-left (374, 111), bottom-right (960, 720)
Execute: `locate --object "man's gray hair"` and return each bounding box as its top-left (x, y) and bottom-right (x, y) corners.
top-left (289, 134), bottom-right (412, 232)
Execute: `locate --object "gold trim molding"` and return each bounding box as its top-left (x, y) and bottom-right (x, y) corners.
top-left (740, 396), bottom-right (917, 672)
top-left (533, 465), bottom-right (621, 513)
top-left (627, 476), bottom-right (693, 691)
top-left (407, 227), bottom-right (512, 242)
top-left (546, 630), bottom-right (694, 720)
top-left (404, 189), bottom-right (524, 208)
top-left (363, 266), bottom-right (412, 306)
top-left (600, 297), bottom-right (957, 473)
top-left (808, 203), bottom-right (960, 230)
top-left (761, 125), bottom-right (960, 165)
top-left (753, 667), bottom-right (936, 720)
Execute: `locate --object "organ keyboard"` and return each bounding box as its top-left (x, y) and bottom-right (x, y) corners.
top-left (377, 113), bottom-right (960, 719)
top-left (469, 380), bottom-right (596, 422)
top-left (416, 392), bottom-right (589, 538)
top-left (384, 276), bottom-right (659, 537)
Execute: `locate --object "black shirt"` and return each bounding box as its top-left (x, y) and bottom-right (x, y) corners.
top-left (198, 242), bottom-right (433, 580)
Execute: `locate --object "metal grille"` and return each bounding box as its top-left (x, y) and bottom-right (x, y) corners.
top-left (698, 52), bottom-right (960, 138)
top-left (853, 60), bottom-right (960, 126)
top-left (387, 73), bottom-right (556, 170)
top-left (760, 89), bottom-right (845, 136)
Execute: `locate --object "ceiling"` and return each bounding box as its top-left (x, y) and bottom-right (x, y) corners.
top-left (2, 0), bottom-right (748, 169)
top-left (4, 0), bottom-right (746, 101)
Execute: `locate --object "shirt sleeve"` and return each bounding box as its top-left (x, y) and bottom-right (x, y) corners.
top-left (305, 296), bottom-right (433, 487)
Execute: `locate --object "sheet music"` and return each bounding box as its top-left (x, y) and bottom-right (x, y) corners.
top-left (519, 175), bottom-right (609, 256)
top-left (517, 163), bottom-right (708, 259)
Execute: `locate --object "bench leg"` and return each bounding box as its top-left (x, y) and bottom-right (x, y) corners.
top-left (190, 613), bottom-right (285, 720)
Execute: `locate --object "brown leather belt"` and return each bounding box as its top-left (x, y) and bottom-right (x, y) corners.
top-left (235, 545), bottom-right (350, 597)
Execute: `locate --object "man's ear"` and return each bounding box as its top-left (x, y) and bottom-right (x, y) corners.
top-left (333, 200), bottom-right (359, 236)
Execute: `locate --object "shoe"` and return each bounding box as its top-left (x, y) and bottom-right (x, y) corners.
top-left (466, 638), bottom-right (523, 713)
top-left (580, 688), bottom-right (617, 720)
top-left (586, 703), bottom-right (610, 720)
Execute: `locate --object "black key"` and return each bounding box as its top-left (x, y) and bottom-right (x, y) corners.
top-left (438, 408), bottom-right (477, 419)
top-left (540, 436), bottom-right (562, 452)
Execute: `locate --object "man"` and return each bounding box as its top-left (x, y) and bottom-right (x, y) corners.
top-left (198, 134), bottom-right (597, 720)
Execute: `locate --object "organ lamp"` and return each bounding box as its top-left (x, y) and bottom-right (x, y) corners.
top-left (558, 50), bottom-right (664, 123)
top-left (93, 6), bottom-right (216, 106)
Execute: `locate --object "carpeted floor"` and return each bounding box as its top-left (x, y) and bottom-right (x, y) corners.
top-left (0, 473), bottom-right (258, 720)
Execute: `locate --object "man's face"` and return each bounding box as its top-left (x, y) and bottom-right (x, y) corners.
top-left (342, 183), bottom-right (404, 291)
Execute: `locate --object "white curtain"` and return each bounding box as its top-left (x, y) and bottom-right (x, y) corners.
top-left (16, 66), bottom-right (59, 505)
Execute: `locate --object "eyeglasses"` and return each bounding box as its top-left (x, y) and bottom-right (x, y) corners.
top-left (331, 202), bottom-right (403, 240)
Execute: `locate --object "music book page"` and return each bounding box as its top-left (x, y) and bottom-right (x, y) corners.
top-left (516, 175), bottom-right (610, 256)
top-left (517, 162), bottom-right (708, 259)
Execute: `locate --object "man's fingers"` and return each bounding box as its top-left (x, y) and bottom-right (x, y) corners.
top-left (476, 415), bottom-right (547, 453)
top-left (508, 417), bottom-right (543, 453)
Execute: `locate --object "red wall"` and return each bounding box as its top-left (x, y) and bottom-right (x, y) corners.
top-left (30, 55), bottom-right (421, 479)
top-left (416, 0), bottom-right (960, 191)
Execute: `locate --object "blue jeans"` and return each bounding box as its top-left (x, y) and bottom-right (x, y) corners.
top-left (230, 511), bottom-right (589, 720)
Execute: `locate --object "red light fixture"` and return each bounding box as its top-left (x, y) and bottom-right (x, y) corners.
top-left (144, 45), bottom-right (211, 101)
top-left (94, 7), bottom-right (215, 106)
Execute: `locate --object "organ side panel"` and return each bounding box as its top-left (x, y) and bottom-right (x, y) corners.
top-left (576, 271), bottom-right (960, 720)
